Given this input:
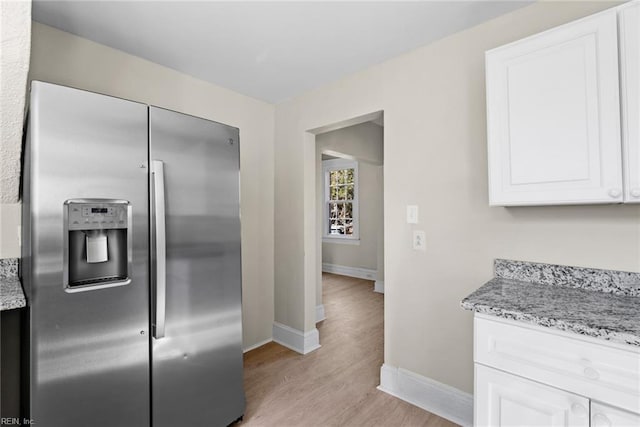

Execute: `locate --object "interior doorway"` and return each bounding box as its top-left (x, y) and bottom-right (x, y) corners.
top-left (313, 113), bottom-right (384, 324)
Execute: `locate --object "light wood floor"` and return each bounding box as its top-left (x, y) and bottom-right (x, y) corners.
top-left (240, 273), bottom-right (458, 427)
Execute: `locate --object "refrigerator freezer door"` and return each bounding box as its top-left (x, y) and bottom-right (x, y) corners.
top-left (24, 82), bottom-right (150, 426)
top-left (149, 107), bottom-right (245, 426)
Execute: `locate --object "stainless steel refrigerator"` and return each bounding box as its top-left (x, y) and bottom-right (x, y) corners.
top-left (21, 81), bottom-right (245, 426)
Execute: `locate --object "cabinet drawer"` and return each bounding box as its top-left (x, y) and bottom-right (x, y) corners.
top-left (474, 316), bottom-right (640, 413)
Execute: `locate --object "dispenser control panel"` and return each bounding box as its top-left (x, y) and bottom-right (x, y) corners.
top-left (67, 202), bottom-right (129, 231)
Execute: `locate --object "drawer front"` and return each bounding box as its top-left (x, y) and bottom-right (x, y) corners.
top-left (474, 316), bottom-right (640, 413)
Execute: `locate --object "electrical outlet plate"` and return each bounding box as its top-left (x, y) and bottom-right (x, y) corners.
top-left (412, 230), bottom-right (426, 251)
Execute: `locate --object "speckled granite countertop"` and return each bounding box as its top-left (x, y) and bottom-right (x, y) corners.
top-left (0, 259), bottom-right (26, 311)
top-left (462, 259), bottom-right (640, 347)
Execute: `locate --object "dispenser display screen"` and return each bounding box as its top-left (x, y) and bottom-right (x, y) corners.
top-left (81, 206), bottom-right (117, 217)
top-left (68, 202), bottom-right (129, 231)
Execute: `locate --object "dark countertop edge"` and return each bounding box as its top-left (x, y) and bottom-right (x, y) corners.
top-left (0, 277), bottom-right (27, 312)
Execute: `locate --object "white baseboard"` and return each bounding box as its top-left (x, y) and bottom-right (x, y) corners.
top-left (374, 280), bottom-right (384, 293)
top-left (378, 364), bottom-right (473, 427)
top-left (243, 337), bottom-right (273, 353)
top-left (272, 322), bottom-right (321, 355)
top-left (322, 263), bottom-right (377, 281)
top-left (316, 304), bottom-right (326, 322)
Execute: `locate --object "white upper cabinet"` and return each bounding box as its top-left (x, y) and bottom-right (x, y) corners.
top-left (591, 402), bottom-right (640, 427)
top-left (486, 9), bottom-right (623, 206)
top-left (620, 2), bottom-right (640, 203)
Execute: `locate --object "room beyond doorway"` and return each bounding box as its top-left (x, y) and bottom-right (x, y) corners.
top-left (315, 116), bottom-right (385, 324)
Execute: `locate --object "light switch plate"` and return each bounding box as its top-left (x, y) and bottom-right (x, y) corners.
top-left (407, 205), bottom-right (419, 224)
top-left (413, 230), bottom-right (426, 251)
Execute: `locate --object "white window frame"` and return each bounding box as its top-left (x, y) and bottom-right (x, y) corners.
top-left (323, 158), bottom-right (359, 243)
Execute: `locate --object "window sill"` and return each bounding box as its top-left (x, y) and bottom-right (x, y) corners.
top-left (323, 237), bottom-right (360, 245)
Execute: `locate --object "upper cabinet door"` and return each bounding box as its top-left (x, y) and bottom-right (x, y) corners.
top-left (620, 2), bottom-right (640, 203)
top-left (486, 10), bottom-right (622, 206)
top-left (591, 402), bottom-right (640, 427)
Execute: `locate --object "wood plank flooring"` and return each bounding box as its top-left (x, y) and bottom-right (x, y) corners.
top-left (240, 273), bottom-right (458, 427)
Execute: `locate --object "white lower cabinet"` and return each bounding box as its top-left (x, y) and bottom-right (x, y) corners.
top-left (476, 364), bottom-right (590, 427)
top-left (474, 315), bottom-right (640, 427)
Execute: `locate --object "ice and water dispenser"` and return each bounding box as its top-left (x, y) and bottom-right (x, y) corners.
top-left (63, 199), bottom-right (132, 291)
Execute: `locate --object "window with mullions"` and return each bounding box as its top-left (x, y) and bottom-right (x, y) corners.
top-left (323, 159), bottom-right (359, 241)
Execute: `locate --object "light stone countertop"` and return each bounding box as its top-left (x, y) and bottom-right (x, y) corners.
top-left (0, 258), bottom-right (26, 311)
top-left (461, 259), bottom-right (640, 347)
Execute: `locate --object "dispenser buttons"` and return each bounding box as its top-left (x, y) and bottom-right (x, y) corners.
top-left (67, 202), bottom-right (128, 231)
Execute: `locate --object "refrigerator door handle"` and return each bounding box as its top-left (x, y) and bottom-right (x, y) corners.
top-left (152, 160), bottom-right (167, 339)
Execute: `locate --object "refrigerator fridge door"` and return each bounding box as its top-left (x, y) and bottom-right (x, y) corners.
top-left (149, 107), bottom-right (245, 426)
top-left (24, 82), bottom-right (150, 426)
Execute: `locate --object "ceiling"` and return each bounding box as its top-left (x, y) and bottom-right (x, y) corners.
top-left (32, 1), bottom-right (532, 104)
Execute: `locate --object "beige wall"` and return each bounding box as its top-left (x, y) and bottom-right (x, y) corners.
top-left (317, 121), bottom-right (383, 164)
top-left (0, 204), bottom-right (21, 258)
top-left (21, 22), bottom-right (275, 350)
top-left (274, 0), bottom-right (640, 394)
